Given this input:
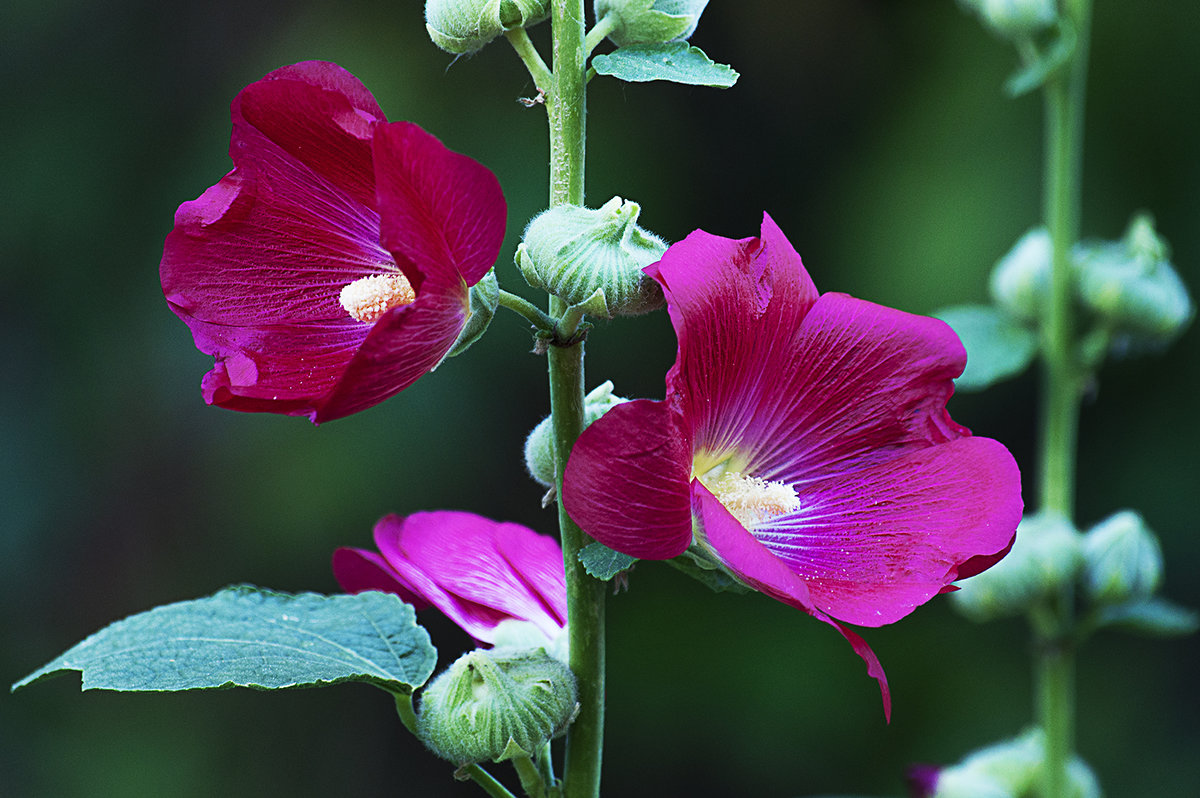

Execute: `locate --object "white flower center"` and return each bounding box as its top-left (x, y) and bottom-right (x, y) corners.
top-left (706, 470), bottom-right (800, 529)
top-left (339, 273), bottom-right (416, 323)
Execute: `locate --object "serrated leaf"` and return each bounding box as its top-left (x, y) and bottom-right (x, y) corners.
top-left (591, 42), bottom-right (738, 88)
top-left (1094, 598), bottom-right (1199, 638)
top-left (13, 586), bottom-right (437, 695)
top-left (579, 542), bottom-right (637, 580)
top-left (934, 304), bottom-right (1039, 391)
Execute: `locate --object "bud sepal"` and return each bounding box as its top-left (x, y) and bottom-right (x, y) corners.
top-left (594, 0), bottom-right (709, 48)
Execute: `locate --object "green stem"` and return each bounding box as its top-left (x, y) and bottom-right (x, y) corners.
top-left (545, 8), bottom-right (604, 797)
top-left (513, 755), bottom-right (548, 798)
top-left (1035, 3), bottom-right (1091, 797)
top-left (583, 14), bottom-right (618, 58)
top-left (505, 27), bottom-right (553, 93)
top-left (498, 289), bottom-right (559, 333)
top-left (392, 691), bottom-right (419, 735)
top-left (464, 764), bottom-right (520, 798)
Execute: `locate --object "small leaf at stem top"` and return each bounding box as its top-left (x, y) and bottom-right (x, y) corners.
top-left (12, 585), bottom-right (437, 695)
top-left (591, 42), bottom-right (738, 87)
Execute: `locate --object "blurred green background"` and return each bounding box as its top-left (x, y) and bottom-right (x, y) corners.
top-left (3, 1), bottom-right (1198, 796)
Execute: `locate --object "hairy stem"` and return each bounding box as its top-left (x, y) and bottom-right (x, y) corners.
top-left (546, 3), bottom-right (604, 798)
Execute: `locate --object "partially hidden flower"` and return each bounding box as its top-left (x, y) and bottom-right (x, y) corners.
top-left (562, 214), bottom-right (1022, 717)
top-left (161, 61), bottom-right (506, 423)
top-left (333, 511), bottom-right (567, 656)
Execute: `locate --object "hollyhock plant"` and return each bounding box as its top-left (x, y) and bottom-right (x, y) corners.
top-left (333, 511), bottom-right (567, 653)
top-left (563, 214), bottom-right (1023, 713)
top-left (161, 61), bottom-right (506, 423)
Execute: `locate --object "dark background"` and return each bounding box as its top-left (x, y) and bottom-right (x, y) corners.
top-left (3, 1), bottom-right (1197, 796)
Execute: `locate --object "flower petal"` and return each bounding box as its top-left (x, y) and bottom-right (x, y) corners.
top-left (753, 437), bottom-right (1022, 626)
top-left (647, 214), bottom-right (820, 463)
top-left (331, 546), bottom-right (427, 610)
top-left (744, 292), bottom-right (971, 485)
top-left (373, 512), bottom-right (563, 643)
top-left (694, 483), bottom-right (891, 719)
top-left (562, 399), bottom-right (694, 559)
top-left (495, 522), bottom-right (569, 628)
top-left (374, 121), bottom-right (507, 291)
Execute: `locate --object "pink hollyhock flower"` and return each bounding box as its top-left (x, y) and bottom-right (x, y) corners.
top-left (333, 512), bottom-right (567, 652)
top-left (562, 214), bottom-right (1022, 717)
top-left (161, 61), bottom-right (506, 423)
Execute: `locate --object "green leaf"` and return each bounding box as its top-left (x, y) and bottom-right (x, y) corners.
top-left (13, 586), bottom-right (437, 695)
top-left (934, 304), bottom-right (1039, 391)
top-left (579, 542), bottom-right (637, 580)
top-left (1093, 598), bottom-right (1199, 638)
top-left (591, 42), bottom-right (739, 88)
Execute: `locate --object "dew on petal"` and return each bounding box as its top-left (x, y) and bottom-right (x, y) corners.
top-left (705, 470), bottom-right (800, 529)
top-left (339, 273), bottom-right (417, 323)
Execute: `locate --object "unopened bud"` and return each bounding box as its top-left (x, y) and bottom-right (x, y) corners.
top-left (951, 513), bottom-right (1083, 621)
top-left (594, 0), bottom-right (709, 47)
top-left (525, 381), bottom-right (628, 488)
top-left (417, 648), bottom-right (577, 766)
top-left (516, 197), bottom-right (667, 318)
top-left (1082, 510), bottom-right (1163, 604)
top-left (425, 0), bottom-right (550, 54)
top-left (1075, 214), bottom-right (1193, 352)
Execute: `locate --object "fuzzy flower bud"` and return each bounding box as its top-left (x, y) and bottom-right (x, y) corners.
top-left (1082, 509), bottom-right (1164, 605)
top-left (1075, 213), bottom-right (1193, 352)
top-left (988, 228), bottom-right (1052, 322)
top-left (417, 648), bottom-right (577, 766)
top-left (951, 513), bottom-right (1083, 622)
top-left (516, 197), bottom-right (667, 318)
top-left (425, 0), bottom-right (550, 54)
top-left (525, 381), bottom-right (628, 488)
top-left (594, 0), bottom-right (710, 47)
top-left (958, 0), bottom-right (1058, 39)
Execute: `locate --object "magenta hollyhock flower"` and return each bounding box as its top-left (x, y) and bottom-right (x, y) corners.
top-left (562, 214), bottom-right (1022, 717)
top-left (161, 61), bottom-right (506, 423)
top-left (333, 512), bottom-right (567, 649)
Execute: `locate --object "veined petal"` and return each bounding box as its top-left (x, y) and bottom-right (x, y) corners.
top-left (648, 214), bottom-right (820, 463)
top-left (694, 483), bottom-right (891, 719)
top-left (331, 546), bottom-right (427, 610)
top-left (495, 523), bottom-right (569, 629)
top-left (562, 399), bottom-right (694, 559)
top-left (373, 512), bottom-right (564, 644)
top-left (741, 292), bottom-right (971, 485)
top-left (753, 437), bottom-right (1022, 627)
top-left (374, 121), bottom-right (507, 290)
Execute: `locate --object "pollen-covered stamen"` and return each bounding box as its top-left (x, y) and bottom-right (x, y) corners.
top-left (339, 273), bottom-right (416, 323)
top-left (707, 470), bottom-right (801, 530)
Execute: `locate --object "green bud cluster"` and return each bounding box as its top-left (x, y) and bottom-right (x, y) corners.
top-left (951, 513), bottom-right (1083, 622)
top-left (926, 728), bottom-right (1100, 798)
top-left (425, 0), bottom-right (550, 54)
top-left (594, 0), bottom-right (710, 47)
top-left (988, 214), bottom-right (1193, 359)
top-left (525, 381), bottom-right (628, 488)
top-left (417, 647), bottom-right (578, 766)
top-left (516, 197), bottom-right (667, 318)
top-left (957, 0), bottom-right (1058, 39)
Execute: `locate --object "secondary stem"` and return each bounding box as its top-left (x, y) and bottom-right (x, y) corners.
top-left (545, 3), bottom-right (605, 798)
top-left (1035, 3), bottom-right (1091, 797)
